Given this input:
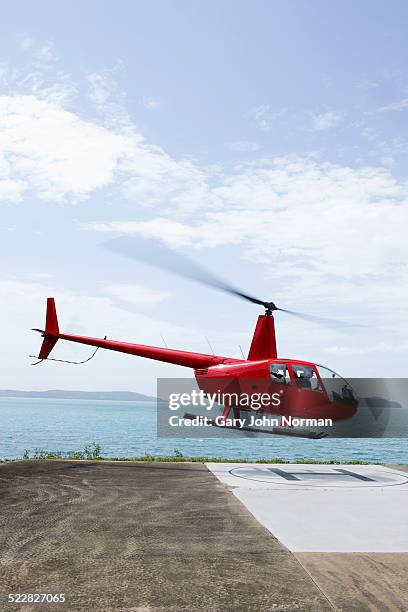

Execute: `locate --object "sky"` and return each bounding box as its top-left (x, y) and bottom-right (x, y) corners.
top-left (0, 0), bottom-right (407, 393)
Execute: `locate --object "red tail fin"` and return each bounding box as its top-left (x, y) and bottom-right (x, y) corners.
top-left (45, 297), bottom-right (59, 336)
top-left (36, 298), bottom-right (60, 360)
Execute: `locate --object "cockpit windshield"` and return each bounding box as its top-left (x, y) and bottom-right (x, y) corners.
top-left (315, 364), bottom-right (357, 404)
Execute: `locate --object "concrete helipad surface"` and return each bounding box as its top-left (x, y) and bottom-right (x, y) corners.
top-left (1, 460), bottom-right (408, 611)
top-left (0, 460), bottom-right (333, 611)
top-left (206, 463), bottom-right (408, 552)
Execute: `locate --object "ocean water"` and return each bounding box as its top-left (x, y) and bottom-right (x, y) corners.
top-left (1, 397), bottom-right (407, 463)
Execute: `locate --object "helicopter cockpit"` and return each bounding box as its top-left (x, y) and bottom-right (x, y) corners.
top-left (269, 362), bottom-right (357, 405)
top-left (315, 364), bottom-right (357, 404)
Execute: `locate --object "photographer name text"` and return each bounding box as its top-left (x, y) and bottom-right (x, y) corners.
top-left (168, 414), bottom-right (333, 428)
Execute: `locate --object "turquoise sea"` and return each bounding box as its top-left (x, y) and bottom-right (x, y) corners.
top-left (1, 397), bottom-right (407, 463)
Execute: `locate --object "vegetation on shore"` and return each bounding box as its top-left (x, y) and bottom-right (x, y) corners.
top-left (0, 443), bottom-right (375, 464)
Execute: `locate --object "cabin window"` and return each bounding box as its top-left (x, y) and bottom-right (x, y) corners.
top-left (269, 363), bottom-right (290, 384)
top-left (292, 365), bottom-right (322, 391)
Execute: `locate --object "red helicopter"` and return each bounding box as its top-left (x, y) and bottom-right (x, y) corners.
top-left (33, 238), bottom-right (358, 437)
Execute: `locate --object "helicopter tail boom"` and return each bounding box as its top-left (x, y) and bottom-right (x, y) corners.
top-left (34, 298), bottom-right (235, 369)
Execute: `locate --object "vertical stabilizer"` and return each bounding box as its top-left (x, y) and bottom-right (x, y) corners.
top-left (35, 298), bottom-right (60, 360)
top-left (247, 314), bottom-right (277, 360)
top-left (45, 297), bottom-right (59, 335)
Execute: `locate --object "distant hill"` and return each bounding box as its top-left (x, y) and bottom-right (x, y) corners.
top-left (0, 390), bottom-right (156, 401)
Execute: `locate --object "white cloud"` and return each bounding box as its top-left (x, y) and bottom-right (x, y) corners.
top-left (361, 127), bottom-right (380, 141)
top-left (87, 155), bottom-right (408, 316)
top-left (2, 79), bottom-right (404, 321)
top-left (88, 71), bottom-right (114, 108)
top-left (33, 41), bottom-right (55, 65)
top-left (121, 149), bottom-right (213, 212)
top-left (87, 66), bottom-right (135, 131)
top-left (312, 111), bottom-right (344, 131)
top-left (0, 95), bottom-right (132, 202)
top-left (0, 81), bottom-right (212, 209)
top-left (142, 97), bottom-right (159, 110)
top-left (13, 40), bottom-right (77, 106)
top-left (361, 130), bottom-right (408, 166)
top-left (1, 50), bottom-right (407, 374)
top-left (89, 218), bottom-right (199, 247)
top-left (16, 33), bottom-right (34, 50)
top-left (28, 272), bottom-right (54, 280)
top-left (357, 79), bottom-right (380, 90)
top-left (325, 341), bottom-right (408, 356)
top-left (374, 98), bottom-right (408, 113)
top-left (378, 155), bottom-right (396, 168)
top-left (229, 140), bottom-right (261, 152)
top-left (244, 105), bottom-right (285, 131)
top-left (0, 62), bottom-right (8, 84)
top-left (104, 283), bottom-right (170, 305)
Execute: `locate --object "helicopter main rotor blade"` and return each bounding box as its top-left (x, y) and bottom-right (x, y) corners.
top-left (277, 308), bottom-right (364, 329)
top-left (102, 236), bottom-right (361, 329)
top-left (103, 236), bottom-right (268, 307)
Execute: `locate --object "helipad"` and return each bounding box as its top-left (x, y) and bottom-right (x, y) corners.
top-left (1, 461), bottom-right (407, 610)
top-left (206, 463), bottom-right (408, 552)
top-left (225, 464), bottom-right (408, 488)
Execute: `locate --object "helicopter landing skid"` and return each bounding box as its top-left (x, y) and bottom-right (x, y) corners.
top-left (182, 413), bottom-right (328, 439)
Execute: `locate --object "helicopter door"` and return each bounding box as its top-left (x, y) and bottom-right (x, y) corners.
top-left (292, 365), bottom-right (322, 392)
top-left (269, 363), bottom-right (291, 384)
